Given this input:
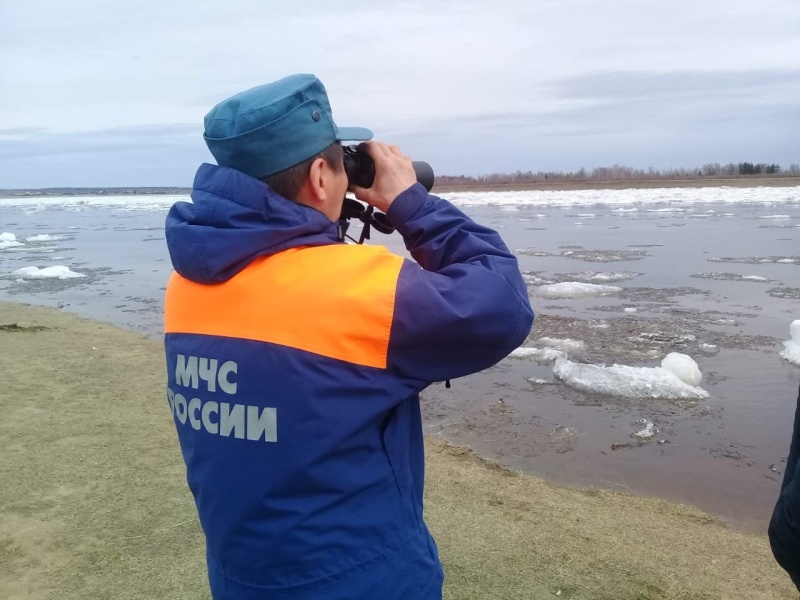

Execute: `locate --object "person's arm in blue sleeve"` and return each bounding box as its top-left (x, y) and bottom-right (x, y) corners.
top-left (350, 141), bottom-right (534, 384)
top-left (385, 184), bottom-right (533, 381)
top-left (769, 381), bottom-right (800, 591)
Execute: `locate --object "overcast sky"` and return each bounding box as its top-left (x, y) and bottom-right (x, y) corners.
top-left (1, 0), bottom-right (798, 188)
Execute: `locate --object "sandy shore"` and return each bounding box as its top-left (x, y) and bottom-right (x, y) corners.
top-left (0, 301), bottom-right (795, 599)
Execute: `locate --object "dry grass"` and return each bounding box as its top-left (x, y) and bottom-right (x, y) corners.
top-left (426, 442), bottom-right (795, 599)
top-left (0, 301), bottom-right (795, 599)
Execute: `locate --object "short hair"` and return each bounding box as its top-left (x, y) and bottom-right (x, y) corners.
top-left (260, 142), bottom-right (344, 201)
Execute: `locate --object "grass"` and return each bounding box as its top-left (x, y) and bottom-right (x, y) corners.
top-left (0, 301), bottom-right (795, 599)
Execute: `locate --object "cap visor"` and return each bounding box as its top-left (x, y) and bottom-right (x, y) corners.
top-left (335, 126), bottom-right (373, 141)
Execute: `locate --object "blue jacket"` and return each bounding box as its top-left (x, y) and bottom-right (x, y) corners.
top-left (769, 381), bottom-right (800, 591)
top-left (163, 164), bottom-right (534, 599)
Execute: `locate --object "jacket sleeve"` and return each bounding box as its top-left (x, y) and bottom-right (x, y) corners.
top-left (383, 184), bottom-right (534, 383)
top-left (769, 380), bottom-right (800, 591)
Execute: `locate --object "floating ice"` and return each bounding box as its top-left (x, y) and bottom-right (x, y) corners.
top-left (633, 419), bottom-right (657, 438)
top-left (522, 273), bottom-right (552, 285)
top-left (564, 271), bottom-right (641, 283)
top-left (553, 355), bottom-right (709, 400)
top-left (699, 343), bottom-right (719, 354)
top-left (624, 307), bottom-right (638, 313)
top-left (660, 352), bottom-right (703, 386)
top-left (535, 282), bottom-right (622, 299)
top-left (693, 272), bottom-right (774, 283)
top-left (0, 232), bottom-right (24, 250)
top-left (781, 320), bottom-right (800, 366)
top-left (2, 187), bottom-right (799, 213)
top-left (26, 234), bottom-right (63, 242)
top-left (510, 347), bottom-right (565, 363)
top-left (758, 214), bottom-right (791, 219)
top-left (708, 256), bottom-right (800, 265)
top-left (781, 342), bottom-right (800, 365)
top-left (587, 272), bottom-right (641, 283)
top-left (537, 337), bottom-right (585, 353)
top-left (12, 266), bottom-right (85, 280)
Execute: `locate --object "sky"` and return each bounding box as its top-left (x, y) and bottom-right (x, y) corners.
top-left (1, 0), bottom-right (799, 188)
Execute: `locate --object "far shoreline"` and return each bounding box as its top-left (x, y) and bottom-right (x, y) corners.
top-left (2, 176), bottom-right (799, 198)
top-left (431, 176), bottom-right (800, 193)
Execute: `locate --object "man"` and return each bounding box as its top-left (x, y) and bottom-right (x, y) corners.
top-left (163, 73), bottom-right (534, 599)
top-left (769, 380), bottom-right (800, 591)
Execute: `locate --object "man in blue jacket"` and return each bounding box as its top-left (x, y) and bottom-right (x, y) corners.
top-left (164, 73), bottom-right (534, 599)
top-left (769, 380), bottom-right (800, 591)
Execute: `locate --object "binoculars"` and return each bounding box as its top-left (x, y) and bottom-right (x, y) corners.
top-left (343, 145), bottom-right (435, 191)
top-left (340, 145), bottom-right (434, 242)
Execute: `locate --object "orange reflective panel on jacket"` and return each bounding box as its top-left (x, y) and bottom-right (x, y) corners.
top-left (164, 245), bottom-right (404, 370)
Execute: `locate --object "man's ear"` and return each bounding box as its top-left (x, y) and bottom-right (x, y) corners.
top-left (295, 157), bottom-right (327, 210)
top-left (305, 157), bottom-right (327, 206)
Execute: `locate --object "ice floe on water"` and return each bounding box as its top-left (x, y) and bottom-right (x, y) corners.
top-left (546, 271), bottom-right (642, 284)
top-left (768, 288), bottom-right (800, 300)
top-left (781, 320), bottom-right (800, 366)
top-left (633, 419), bottom-right (658, 438)
top-left (437, 186), bottom-right (799, 208)
top-left (511, 337), bottom-right (710, 400)
top-left (661, 352), bottom-right (702, 385)
top-left (26, 234), bottom-right (63, 242)
top-left (510, 347), bottom-right (564, 363)
top-left (510, 336), bottom-right (586, 363)
top-left (580, 271), bottom-right (641, 283)
top-left (560, 249), bottom-right (648, 262)
top-left (0, 232), bottom-right (24, 250)
top-left (2, 186), bottom-right (798, 216)
top-left (692, 272), bottom-right (776, 283)
top-left (708, 256), bottom-right (800, 265)
top-left (537, 337), bottom-right (585, 353)
top-left (553, 353), bottom-right (709, 400)
top-left (522, 272), bottom-right (553, 285)
top-left (535, 282), bottom-right (622, 299)
top-left (0, 194), bottom-right (184, 212)
top-left (13, 266), bottom-right (85, 280)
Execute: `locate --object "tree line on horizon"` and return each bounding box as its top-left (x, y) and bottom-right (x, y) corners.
top-left (437, 161), bottom-right (800, 186)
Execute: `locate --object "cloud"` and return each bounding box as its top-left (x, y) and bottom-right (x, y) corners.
top-left (1, 0), bottom-right (799, 186)
top-left (547, 69), bottom-right (800, 102)
top-left (0, 124), bottom-right (202, 160)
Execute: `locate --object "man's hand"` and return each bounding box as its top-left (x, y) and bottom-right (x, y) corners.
top-left (349, 141), bottom-right (417, 213)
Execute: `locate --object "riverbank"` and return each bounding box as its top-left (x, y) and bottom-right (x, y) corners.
top-left (2, 176), bottom-right (799, 199)
top-left (0, 301), bottom-right (794, 599)
top-left (432, 175), bottom-right (800, 193)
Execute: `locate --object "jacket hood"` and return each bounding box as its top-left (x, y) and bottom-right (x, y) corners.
top-left (166, 163), bottom-right (340, 283)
